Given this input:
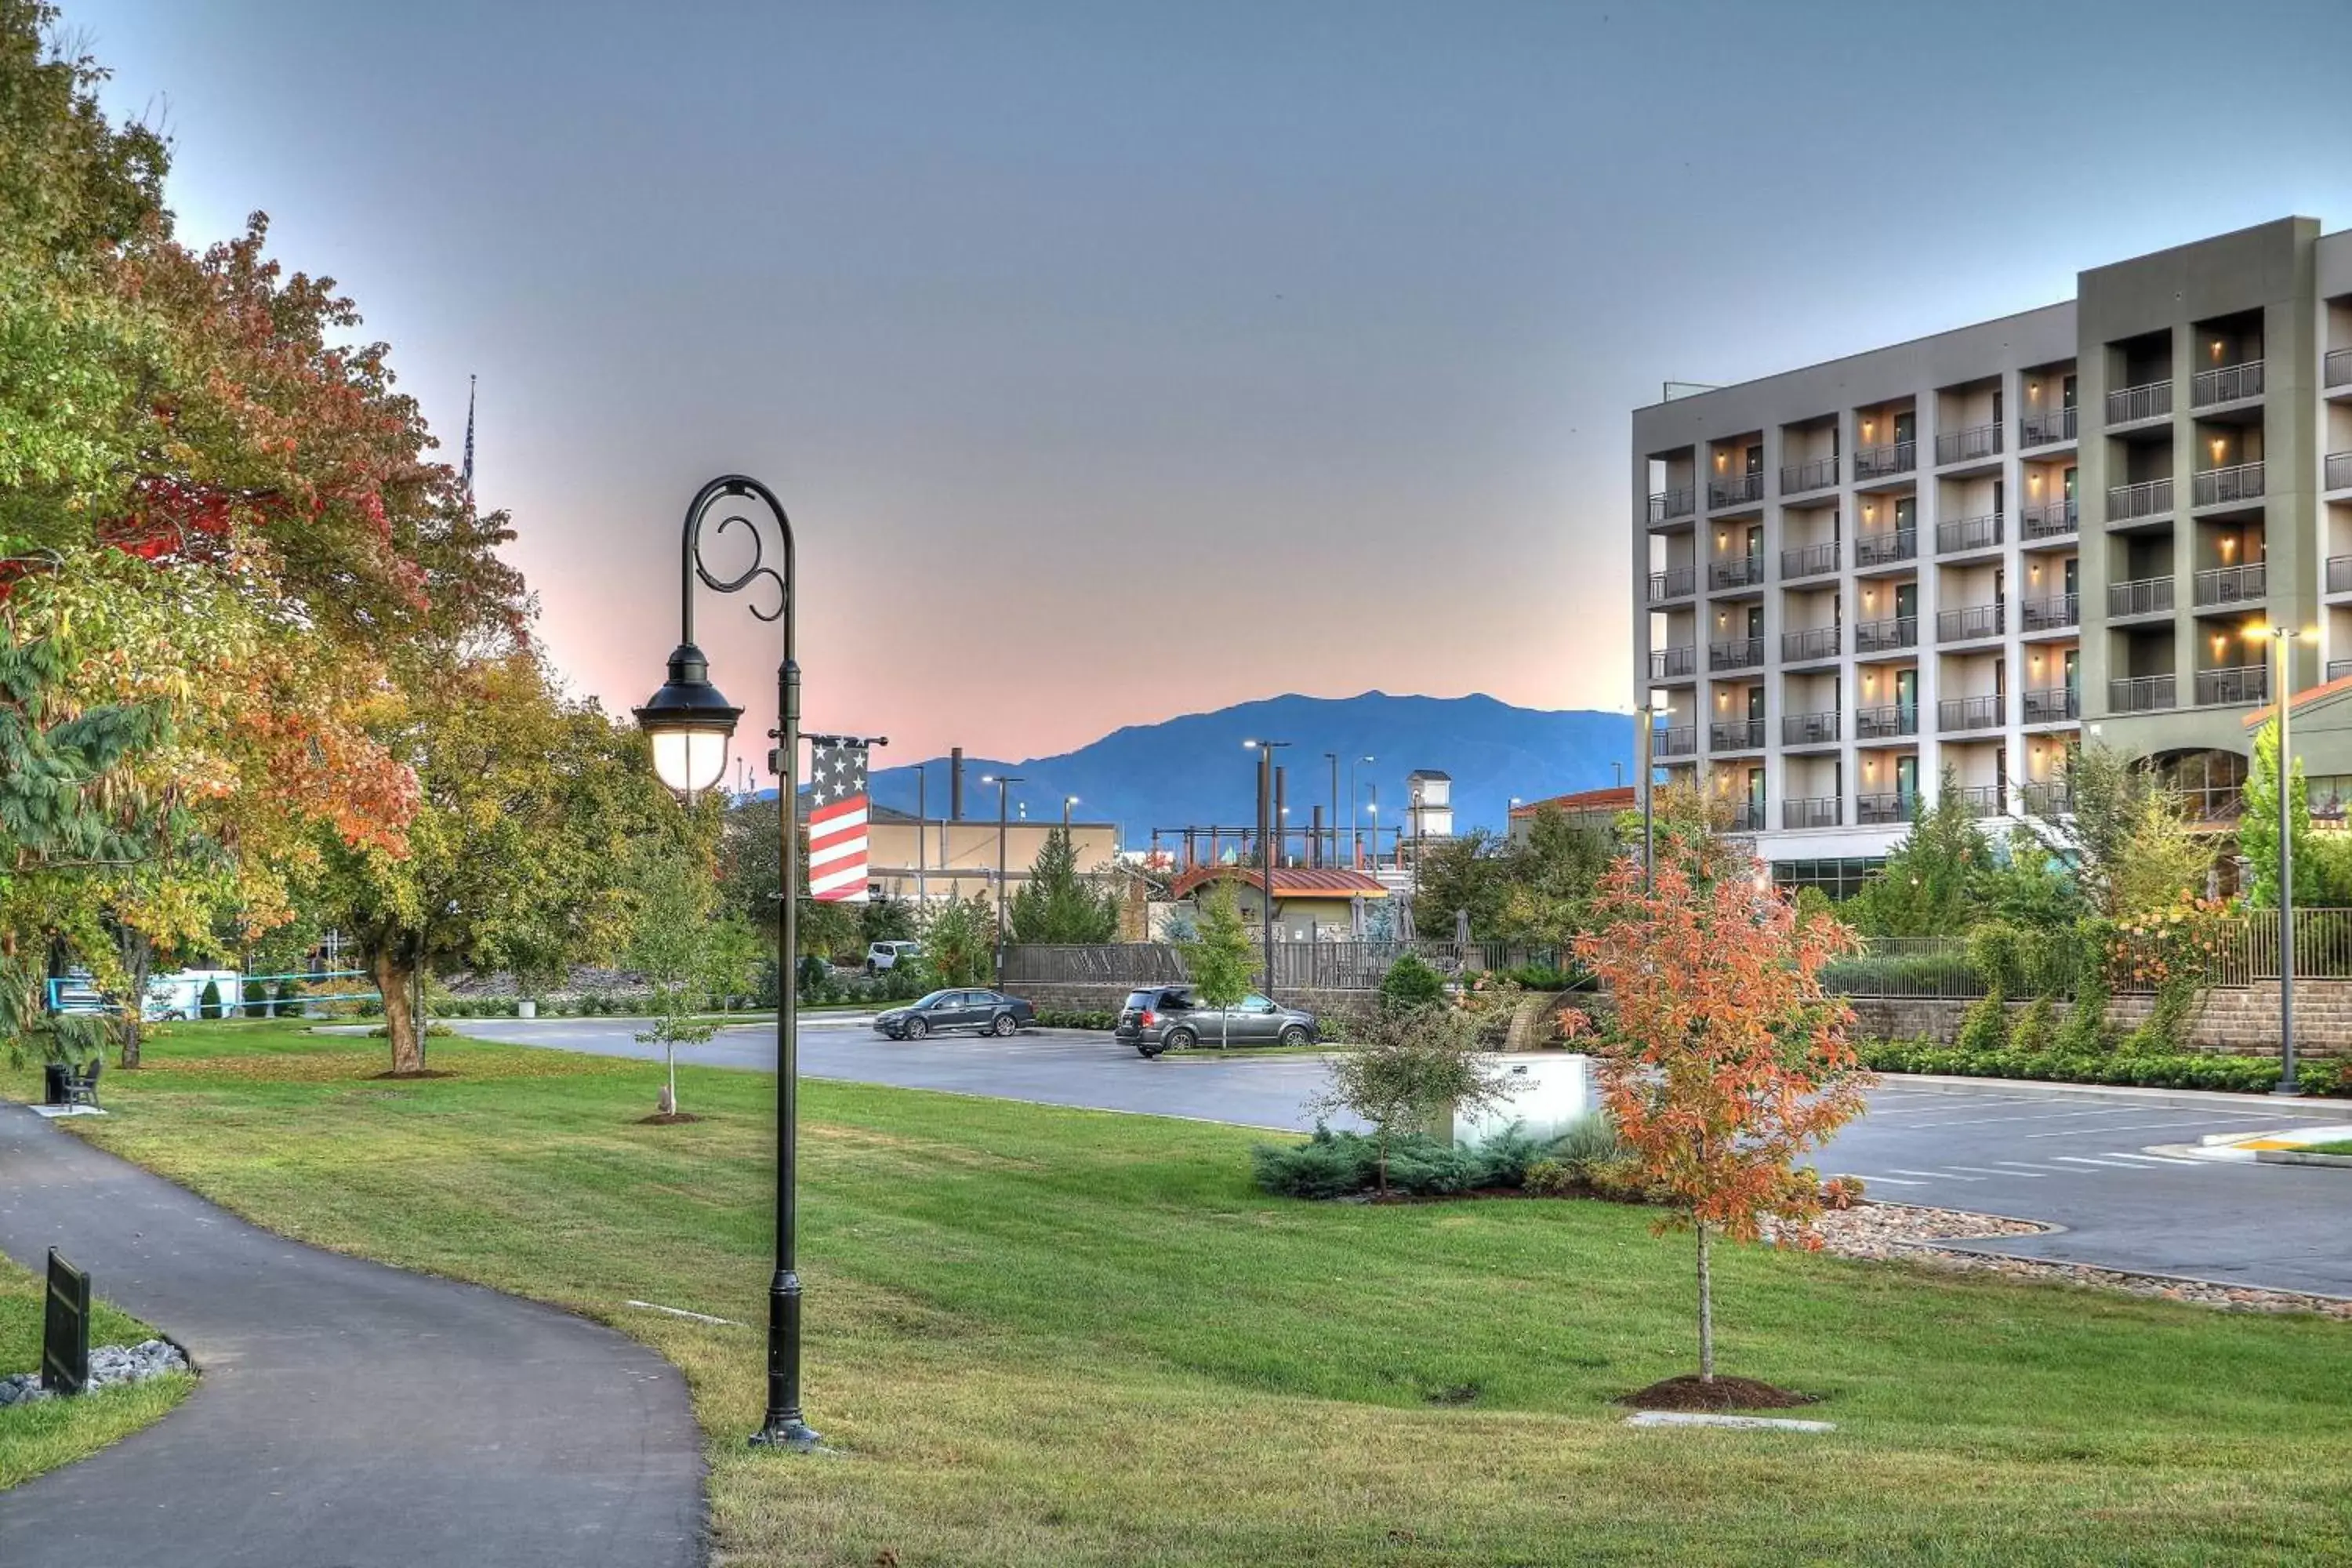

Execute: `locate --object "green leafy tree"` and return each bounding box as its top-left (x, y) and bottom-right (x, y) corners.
top-left (1845, 770), bottom-right (1987, 936)
top-left (717, 796), bottom-right (861, 963)
top-left (2240, 716), bottom-right (2312, 909)
top-left (1379, 951), bottom-right (1446, 1012)
top-left (1494, 806), bottom-right (1614, 946)
top-left (1007, 826), bottom-right (1120, 944)
top-left (1409, 830), bottom-right (1513, 942)
top-left (858, 893), bottom-right (919, 947)
top-left (916, 895), bottom-right (996, 989)
top-left (2034, 745), bottom-right (2210, 918)
top-left (1310, 1001), bottom-right (1508, 1194)
top-left (626, 844), bottom-right (759, 1117)
top-left (1175, 877), bottom-right (1254, 1048)
top-left (1613, 782), bottom-right (1747, 888)
top-left (1971, 828), bottom-right (2085, 931)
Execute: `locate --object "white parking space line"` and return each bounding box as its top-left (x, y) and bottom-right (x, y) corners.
top-left (1887, 1167), bottom-right (1980, 1180)
top-left (1996, 1161), bottom-right (2085, 1174)
top-left (2022, 1120), bottom-right (2242, 1139)
top-left (1947, 1165), bottom-right (2042, 1177)
top-left (2051, 1156), bottom-right (2147, 1169)
top-left (2103, 1152), bottom-right (2209, 1167)
top-left (1870, 1106), bottom-right (2279, 1130)
top-left (1831, 1173), bottom-right (1929, 1187)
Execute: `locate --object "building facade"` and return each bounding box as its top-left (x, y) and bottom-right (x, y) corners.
top-left (1633, 217), bottom-right (2352, 890)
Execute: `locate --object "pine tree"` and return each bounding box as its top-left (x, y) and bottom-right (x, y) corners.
top-left (1007, 827), bottom-right (1120, 944)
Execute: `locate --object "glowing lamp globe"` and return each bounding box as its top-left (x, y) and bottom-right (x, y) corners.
top-left (634, 642), bottom-right (743, 800)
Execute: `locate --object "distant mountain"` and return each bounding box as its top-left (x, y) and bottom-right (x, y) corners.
top-left (863, 691), bottom-right (1634, 848)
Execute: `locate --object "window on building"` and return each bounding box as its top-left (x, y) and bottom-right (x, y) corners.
top-left (1770, 857), bottom-right (1885, 902)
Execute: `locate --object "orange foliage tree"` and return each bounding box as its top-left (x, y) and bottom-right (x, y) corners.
top-left (1575, 849), bottom-right (1871, 1384)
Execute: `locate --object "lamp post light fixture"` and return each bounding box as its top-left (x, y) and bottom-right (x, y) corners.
top-left (632, 474), bottom-right (818, 1453)
top-left (1062, 794), bottom-right (1080, 829)
top-left (2247, 622), bottom-right (2318, 1096)
top-left (980, 773), bottom-right (1025, 982)
top-left (1635, 703), bottom-right (1656, 890)
top-left (1244, 740), bottom-right (1291, 991)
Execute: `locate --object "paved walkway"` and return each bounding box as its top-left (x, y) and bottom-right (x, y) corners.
top-left (0, 1104), bottom-right (704, 1566)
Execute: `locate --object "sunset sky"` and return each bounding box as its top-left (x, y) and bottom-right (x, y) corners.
top-left (67, 0), bottom-right (2352, 761)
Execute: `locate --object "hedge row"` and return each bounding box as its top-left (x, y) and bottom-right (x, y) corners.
top-left (1860, 1038), bottom-right (2349, 1097)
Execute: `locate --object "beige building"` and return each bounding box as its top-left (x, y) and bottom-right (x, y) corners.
top-left (848, 806), bottom-right (1121, 904)
top-left (1634, 216), bottom-right (2352, 895)
top-left (1166, 866), bottom-right (1391, 943)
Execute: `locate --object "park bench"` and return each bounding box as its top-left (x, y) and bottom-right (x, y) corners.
top-left (42, 1058), bottom-right (101, 1109)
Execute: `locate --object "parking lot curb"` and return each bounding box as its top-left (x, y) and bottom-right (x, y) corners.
top-left (1880, 1073), bottom-right (2352, 1120)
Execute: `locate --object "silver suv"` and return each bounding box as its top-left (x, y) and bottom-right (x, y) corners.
top-left (1115, 985), bottom-right (1319, 1057)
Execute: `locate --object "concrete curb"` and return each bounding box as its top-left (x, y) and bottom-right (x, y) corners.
top-left (1874, 1073), bottom-right (2352, 1120)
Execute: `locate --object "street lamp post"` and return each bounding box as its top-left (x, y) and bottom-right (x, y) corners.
top-left (1636, 703), bottom-right (1655, 890)
top-left (1350, 755), bottom-right (1374, 866)
top-left (2249, 622), bottom-right (2312, 1096)
top-left (1367, 780), bottom-right (1380, 869)
top-left (1062, 794), bottom-right (1080, 830)
top-left (1245, 740), bottom-right (1290, 993)
top-left (632, 474), bottom-right (818, 1453)
top-left (981, 773), bottom-right (1024, 983)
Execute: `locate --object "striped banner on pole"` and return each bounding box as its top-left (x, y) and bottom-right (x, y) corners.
top-left (808, 741), bottom-right (870, 902)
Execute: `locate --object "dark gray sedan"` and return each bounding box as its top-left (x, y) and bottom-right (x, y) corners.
top-left (873, 989), bottom-right (1036, 1040)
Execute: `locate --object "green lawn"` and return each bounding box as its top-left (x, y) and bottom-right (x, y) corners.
top-left (0, 1253), bottom-right (193, 1490)
top-left (2290, 1139), bottom-right (2352, 1157)
top-left (9, 1018), bottom-right (2352, 1564)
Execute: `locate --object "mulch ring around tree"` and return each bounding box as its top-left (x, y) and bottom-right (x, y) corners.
top-left (1615, 1374), bottom-right (1821, 1413)
top-left (636, 1112), bottom-right (705, 1126)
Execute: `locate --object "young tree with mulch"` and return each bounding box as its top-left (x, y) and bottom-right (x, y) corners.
top-left (1175, 878), bottom-right (1254, 1049)
top-left (626, 844), bottom-right (760, 1121)
top-left (1575, 850), bottom-right (1871, 1402)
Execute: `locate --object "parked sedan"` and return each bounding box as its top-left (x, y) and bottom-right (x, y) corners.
top-left (873, 989), bottom-right (1036, 1040)
top-left (1115, 985), bottom-right (1319, 1057)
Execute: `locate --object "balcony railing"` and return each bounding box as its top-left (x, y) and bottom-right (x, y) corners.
top-left (2109, 673), bottom-right (2177, 713)
top-left (1938, 694), bottom-right (2004, 732)
top-left (1855, 528), bottom-right (1916, 568)
top-left (1780, 540), bottom-right (1841, 579)
top-left (2022, 498), bottom-right (2078, 539)
top-left (1710, 718), bottom-right (1765, 751)
top-left (1782, 710), bottom-right (1840, 746)
top-left (2107, 378), bottom-right (2172, 425)
top-left (1709, 637), bottom-right (1764, 671)
top-left (1936, 603), bottom-right (2005, 642)
top-left (2327, 452), bottom-right (2352, 492)
top-left (2020, 406), bottom-right (2078, 446)
top-left (1856, 703), bottom-right (1918, 739)
top-left (1855, 615), bottom-right (1918, 653)
top-left (1656, 725), bottom-right (1697, 757)
top-left (2107, 477), bottom-right (2173, 521)
top-left (1936, 512), bottom-right (2003, 554)
top-left (2107, 575), bottom-right (2174, 617)
top-left (2195, 663), bottom-right (2267, 706)
top-left (2331, 556), bottom-right (2352, 595)
top-left (1646, 566), bottom-right (1697, 602)
top-left (1711, 556), bottom-right (1766, 590)
top-left (1953, 785), bottom-right (2008, 818)
top-left (2021, 782), bottom-right (2074, 818)
top-left (2024, 686), bottom-right (2080, 724)
top-left (2329, 347), bottom-right (2352, 390)
top-left (1781, 625), bottom-right (1841, 662)
top-left (1728, 802), bottom-right (1765, 833)
top-left (2193, 561), bottom-right (2265, 606)
top-left (1783, 797), bottom-right (1842, 829)
top-left (2192, 460), bottom-right (2264, 508)
top-left (1708, 472), bottom-right (1763, 509)
top-left (1935, 423), bottom-right (2002, 465)
top-left (1857, 793), bottom-right (1916, 826)
top-left (2020, 593), bottom-right (2078, 631)
top-left (2332, 658), bottom-right (2352, 683)
top-left (1649, 645), bottom-right (1696, 680)
top-left (2191, 358), bottom-right (2263, 407)
top-left (1780, 456), bottom-right (1838, 493)
top-left (1647, 488), bottom-right (1695, 523)
top-left (1854, 440), bottom-right (1917, 481)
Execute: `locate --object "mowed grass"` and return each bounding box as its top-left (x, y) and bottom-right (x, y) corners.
top-left (9, 1018), bottom-right (2352, 1564)
top-left (0, 1253), bottom-right (193, 1490)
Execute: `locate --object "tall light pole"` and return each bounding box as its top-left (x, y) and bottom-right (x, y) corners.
top-left (1324, 752), bottom-right (1340, 869)
top-left (2249, 622), bottom-right (2313, 1095)
top-left (1062, 794), bottom-right (1080, 829)
top-left (632, 474), bottom-right (818, 1452)
top-left (980, 773), bottom-right (1024, 985)
top-left (1636, 702), bottom-right (1656, 891)
top-left (915, 765), bottom-right (928, 906)
top-left (1245, 739), bottom-right (1290, 992)
top-left (1350, 754), bottom-right (1374, 866)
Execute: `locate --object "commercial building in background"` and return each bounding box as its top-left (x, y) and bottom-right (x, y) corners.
top-left (1506, 785), bottom-right (1636, 845)
top-left (798, 800), bottom-right (1120, 904)
top-left (1633, 216), bottom-right (2352, 895)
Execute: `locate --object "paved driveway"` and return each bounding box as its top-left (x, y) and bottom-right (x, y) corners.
top-left (451, 1017), bottom-right (2352, 1299)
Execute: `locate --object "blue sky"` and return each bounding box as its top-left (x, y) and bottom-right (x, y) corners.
top-left (60, 0), bottom-right (2352, 757)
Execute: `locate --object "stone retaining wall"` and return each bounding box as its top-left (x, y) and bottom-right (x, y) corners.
top-left (1012, 981), bottom-right (1365, 1019)
top-left (1849, 980), bottom-right (2352, 1057)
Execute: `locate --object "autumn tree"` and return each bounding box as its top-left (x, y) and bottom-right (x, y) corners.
top-left (1576, 851), bottom-right (1870, 1388)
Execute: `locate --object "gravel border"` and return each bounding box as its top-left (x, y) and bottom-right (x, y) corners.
top-left (0, 1339), bottom-right (189, 1407)
top-left (1780, 1203), bottom-right (2352, 1320)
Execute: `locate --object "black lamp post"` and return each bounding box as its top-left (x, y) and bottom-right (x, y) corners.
top-left (981, 772), bottom-right (1024, 982)
top-left (1244, 739), bottom-right (1290, 992)
top-left (633, 474), bottom-right (818, 1453)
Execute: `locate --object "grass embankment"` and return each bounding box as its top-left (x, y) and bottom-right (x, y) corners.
top-left (11, 1018), bottom-right (2352, 1564)
top-left (0, 1254), bottom-right (192, 1490)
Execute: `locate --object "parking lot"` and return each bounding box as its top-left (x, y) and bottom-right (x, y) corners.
top-left (450, 1015), bottom-right (2352, 1299)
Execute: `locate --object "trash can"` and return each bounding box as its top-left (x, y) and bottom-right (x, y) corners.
top-left (517, 1000), bottom-right (537, 1019)
top-left (43, 1062), bottom-right (67, 1105)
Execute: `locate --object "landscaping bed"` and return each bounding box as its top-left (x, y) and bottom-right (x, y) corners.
top-left (1860, 1038), bottom-right (2350, 1097)
top-left (0, 1254), bottom-right (194, 1491)
top-left (12, 1021), bottom-right (2352, 1565)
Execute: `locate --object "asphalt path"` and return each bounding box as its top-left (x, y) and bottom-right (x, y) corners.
top-left (452, 1015), bottom-right (2352, 1299)
top-left (0, 1102), bottom-right (704, 1567)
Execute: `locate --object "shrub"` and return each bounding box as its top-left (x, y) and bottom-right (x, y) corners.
top-left (1310, 1000), bottom-right (1508, 1192)
top-left (196, 978), bottom-right (221, 1019)
top-left (1521, 1158), bottom-right (1577, 1197)
top-left (1247, 1124), bottom-right (1556, 1200)
top-left (1378, 953), bottom-right (1446, 1012)
top-left (2009, 995), bottom-right (2057, 1055)
top-left (1955, 988), bottom-right (2010, 1054)
top-left (1856, 1037), bottom-right (2341, 1096)
top-left (2055, 952), bottom-right (2111, 1055)
top-left (274, 978), bottom-right (299, 1018)
top-left (1583, 1153), bottom-right (1661, 1203)
top-left (1546, 1111), bottom-right (1623, 1176)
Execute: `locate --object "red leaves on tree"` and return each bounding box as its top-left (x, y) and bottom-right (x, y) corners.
top-left (1575, 853), bottom-right (1872, 1247)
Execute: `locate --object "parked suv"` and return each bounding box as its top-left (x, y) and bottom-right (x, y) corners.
top-left (1115, 985), bottom-right (1319, 1057)
top-left (865, 940), bottom-right (922, 974)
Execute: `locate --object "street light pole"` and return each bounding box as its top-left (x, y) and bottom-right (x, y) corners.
top-left (2253, 624), bottom-right (2304, 1095)
top-left (916, 766), bottom-right (928, 907)
top-left (1324, 752), bottom-right (1339, 869)
top-left (1637, 703), bottom-right (1655, 891)
top-left (1062, 794), bottom-right (1079, 830)
top-left (632, 474), bottom-right (818, 1453)
top-left (982, 773), bottom-right (1024, 985)
top-left (1245, 740), bottom-right (1290, 993)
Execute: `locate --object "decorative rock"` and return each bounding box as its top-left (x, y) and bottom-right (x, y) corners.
top-left (0, 1338), bottom-right (190, 1406)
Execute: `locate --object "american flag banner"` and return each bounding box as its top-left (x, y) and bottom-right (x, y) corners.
top-left (807, 741), bottom-right (871, 902)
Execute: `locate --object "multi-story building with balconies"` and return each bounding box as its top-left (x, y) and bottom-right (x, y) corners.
top-left (1633, 217), bottom-right (2352, 892)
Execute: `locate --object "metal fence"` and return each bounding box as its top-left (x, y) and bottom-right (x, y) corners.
top-left (1823, 911), bottom-right (2352, 1000)
top-left (1002, 940), bottom-right (1570, 993)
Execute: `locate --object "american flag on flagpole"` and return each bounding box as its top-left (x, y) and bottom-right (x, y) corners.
top-left (807, 741), bottom-right (871, 903)
top-left (459, 374), bottom-right (477, 513)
